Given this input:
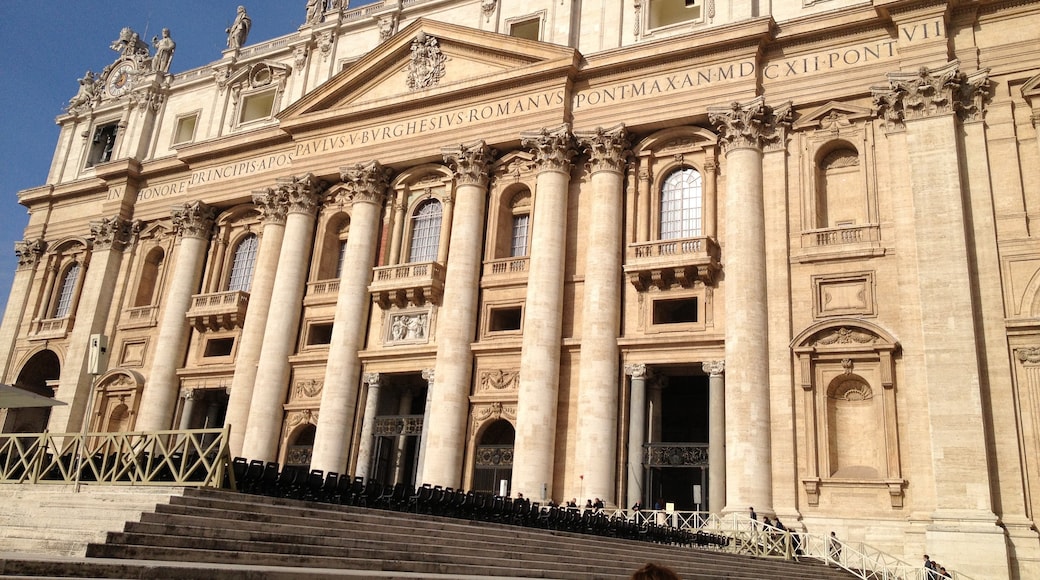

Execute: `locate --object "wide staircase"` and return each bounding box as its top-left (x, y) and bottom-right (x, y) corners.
top-left (0, 486), bottom-right (859, 579)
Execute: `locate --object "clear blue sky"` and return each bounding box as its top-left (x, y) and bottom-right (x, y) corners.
top-left (0, 2), bottom-right (342, 318)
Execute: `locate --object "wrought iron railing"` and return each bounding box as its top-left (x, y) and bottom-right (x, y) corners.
top-left (0, 427), bottom-right (232, 488)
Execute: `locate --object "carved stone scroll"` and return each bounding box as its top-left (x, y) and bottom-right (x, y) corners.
top-left (521, 125), bottom-right (576, 173)
top-left (171, 201), bottom-right (217, 241)
top-left (339, 161), bottom-right (392, 206)
top-left (15, 239), bottom-right (45, 270)
top-left (708, 97), bottom-right (792, 153)
top-left (443, 140), bottom-right (496, 188)
top-left (576, 124), bottom-right (631, 175)
top-left (871, 62), bottom-right (991, 128)
top-left (90, 216), bottom-right (133, 251)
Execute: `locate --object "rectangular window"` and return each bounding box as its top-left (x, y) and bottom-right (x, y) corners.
top-left (489, 307), bottom-right (523, 332)
top-left (239, 90), bottom-right (276, 124)
top-left (86, 122), bottom-right (119, 167)
top-left (511, 214), bottom-right (530, 257)
top-left (173, 113), bottom-right (199, 145)
top-left (648, 0), bottom-right (701, 29)
top-left (510, 18), bottom-right (541, 41)
top-left (334, 240), bottom-right (348, 278)
top-left (203, 337), bottom-right (235, 357)
top-left (307, 323), bottom-right (334, 346)
top-left (652, 298), bottom-right (698, 324)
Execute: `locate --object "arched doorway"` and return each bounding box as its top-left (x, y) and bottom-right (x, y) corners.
top-left (286, 423), bottom-right (316, 468)
top-left (2, 350), bottom-right (60, 433)
top-left (472, 419), bottom-right (515, 496)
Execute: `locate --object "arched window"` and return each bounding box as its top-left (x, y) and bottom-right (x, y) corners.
top-left (816, 146), bottom-right (863, 228)
top-left (660, 168), bottom-right (702, 239)
top-left (226, 234), bottom-right (258, 292)
top-left (133, 248), bottom-right (164, 307)
top-left (408, 200), bottom-right (442, 263)
top-left (53, 263), bottom-right (81, 318)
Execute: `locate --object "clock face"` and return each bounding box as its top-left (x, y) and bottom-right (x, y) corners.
top-left (107, 63), bottom-right (135, 97)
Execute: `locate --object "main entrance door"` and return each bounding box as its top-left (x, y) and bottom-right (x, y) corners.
top-left (471, 419), bottom-right (514, 495)
top-left (644, 373), bottom-right (710, 511)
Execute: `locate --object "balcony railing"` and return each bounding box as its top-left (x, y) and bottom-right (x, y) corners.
top-left (483, 256), bottom-right (529, 286)
top-left (369, 261), bottom-right (445, 309)
top-left (120, 305), bottom-right (159, 329)
top-left (186, 290), bottom-right (249, 331)
top-left (802, 223), bottom-right (881, 248)
top-left (29, 316), bottom-right (73, 340)
top-left (305, 279), bottom-right (341, 306)
top-left (624, 236), bottom-right (720, 291)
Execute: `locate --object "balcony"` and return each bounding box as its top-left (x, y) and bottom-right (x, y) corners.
top-left (624, 236), bottom-right (720, 291)
top-left (796, 224), bottom-right (884, 263)
top-left (304, 279), bottom-right (340, 307)
top-left (482, 256), bottom-right (529, 288)
top-left (29, 317), bottom-right (73, 341)
top-left (120, 305), bottom-right (159, 330)
top-left (186, 290), bottom-right (249, 331)
top-left (369, 261), bottom-right (445, 309)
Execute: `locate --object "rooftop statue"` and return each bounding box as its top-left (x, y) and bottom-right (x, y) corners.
top-left (110, 27), bottom-right (150, 59)
top-left (152, 28), bottom-right (176, 73)
top-left (226, 6), bottom-right (252, 50)
top-left (65, 70), bottom-right (100, 113)
top-left (306, 0), bottom-right (324, 24)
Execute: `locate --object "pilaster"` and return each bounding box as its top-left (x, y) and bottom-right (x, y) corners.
top-left (0, 239), bottom-right (45, 382)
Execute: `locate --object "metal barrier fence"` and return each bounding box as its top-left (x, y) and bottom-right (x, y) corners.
top-left (0, 427), bottom-right (232, 487)
top-left (596, 508), bottom-right (965, 580)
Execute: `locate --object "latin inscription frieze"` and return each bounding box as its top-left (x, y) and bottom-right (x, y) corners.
top-left (108, 152), bottom-right (295, 202)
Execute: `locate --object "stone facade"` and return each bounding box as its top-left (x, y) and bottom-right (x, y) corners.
top-left (2, 1), bottom-right (1040, 578)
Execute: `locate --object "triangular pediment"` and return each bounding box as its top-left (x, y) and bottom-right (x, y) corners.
top-left (279, 18), bottom-right (579, 130)
top-left (793, 101), bottom-right (874, 130)
top-left (1023, 72), bottom-right (1040, 100)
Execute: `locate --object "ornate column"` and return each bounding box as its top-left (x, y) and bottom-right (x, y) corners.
top-left (625, 363), bottom-right (651, 509)
top-left (178, 388), bottom-right (199, 430)
top-left (708, 97), bottom-right (788, 514)
top-left (388, 189), bottom-right (407, 266)
top-left (138, 203), bottom-right (215, 431)
top-left (49, 217), bottom-right (133, 432)
top-left (311, 162), bottom-right (392, 474)
top-left (241, 174), bottom-right (325, 462)
top-left (702, 360), bottom-right (726, 514)
top-left (355, 372), bottom-right (383, 481)
top-left (574, 126), bottom-right (629, 505)
top-left (224, 187), bottom-right (289, 456)
top-left (873, 63), bottom-right (1008, 579)
top-left (0, 239), bottom-right (45, 381)
top-left (416, 367), bottom-right (435, 477)
top-left (512, 126), bottom-right (576, 500)
top-left (421, 141), bottom-right (494, 487)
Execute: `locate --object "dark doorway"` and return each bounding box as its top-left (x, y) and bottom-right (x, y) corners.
top-left (369, 374), bottom-right (427, 487)
top-left (472, 419), bottom-right (515, 496)
top-left (646, 373), bottom-right (710, 511)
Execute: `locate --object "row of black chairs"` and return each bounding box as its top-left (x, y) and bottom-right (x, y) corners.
top-left (230, 457), bottom-right (729, 549)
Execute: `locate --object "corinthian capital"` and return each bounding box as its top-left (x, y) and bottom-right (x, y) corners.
top-left (339, 161), bottom-right (393, 206)
top-left (171, 201), bottom-right (217, 240)
top-left (871, 61), bottom-right (991, 127)
top-left (90, 216), bottom-right (133, 251)
top-left (625, 363), bottom-right (652, 380)
top-left (252, 187), bottom-right (289, 225)
top-left (521, 125), bottom-right (576, 173)
top-left (278, 173), bottom-right (326, 216)
top-left (14, 238), bottom-right (45, 270)
top-left (363, 372), bottom-right (382, 386)
top-left (443, 140), bottom-right (496, 187)
top-left (708, 97), bottom-right (791, 152)
top-left (576, 124), bottom-right (631, 174)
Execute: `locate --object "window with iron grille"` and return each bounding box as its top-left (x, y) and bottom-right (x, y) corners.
top-left (226, 234), bottom-right (258, 292)
top-left (408, 200), bottom-right (442, 263)
top-left (660, 168), bottom-right (703, 239)
top-left (53, 263), bottom-right (81, 318)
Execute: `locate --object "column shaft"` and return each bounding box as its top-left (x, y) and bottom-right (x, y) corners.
top-left (625, 365), bottom-right (648, 509)
top-left (574, 127), bottom-right (628, 504)
top-left (704, 362), bottom-right (726, 514)
top-left (138, 204), bottom-right (214, 431)
top-left (355, 375), bottom-right (382, 480)
top-left (513, 127), bottom-right (574, 499)
top-left (311, 162), bottom-right (391, 474)
top-left (421, 141), bottom-right (493, 487)
top-left (225, 190), bottom-right (287, 456)
top-left (241, 176), bottom-right (323, 462)
top-left (178, 390), bottom-right (197, 430)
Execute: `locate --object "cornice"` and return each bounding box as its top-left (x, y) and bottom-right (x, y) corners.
top-left (174, 125), bottom-right (292, 165)
top-left (18, 179), bottom-right (107, 207)
top-left (581, 16), bottom-right (774, 73)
